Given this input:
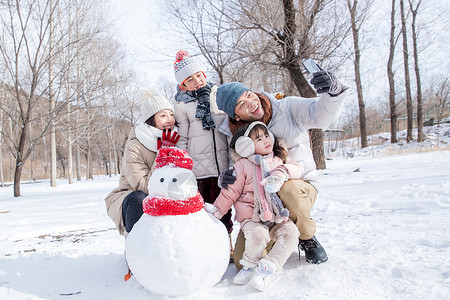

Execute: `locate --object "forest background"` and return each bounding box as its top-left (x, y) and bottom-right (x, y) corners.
top-left (0, 0), bottom-right (448, 197)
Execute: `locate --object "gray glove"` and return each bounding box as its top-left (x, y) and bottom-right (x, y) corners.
top-left (260, 169), bottom-right (288, 193)
top-left (218, 167), bottom-right (236, 189)
top-left (310, 70), bottom-right (348, 96)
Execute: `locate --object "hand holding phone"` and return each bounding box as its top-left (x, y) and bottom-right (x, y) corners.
top-left (302, 58), bottom-right (321, 74)
top-left (302, 59), bottom-right (348, 96)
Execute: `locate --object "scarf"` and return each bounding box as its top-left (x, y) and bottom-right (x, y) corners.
top-left (248, 154), bottom-right (289, 224)
top-left (135, 123), bottom-right (178, 152)
top-left (229, 92), bottom-right (273, 135)
top-left (142, 191), bottom-right (204, 216)
top-left (175, 82), bottom-right (216, 130)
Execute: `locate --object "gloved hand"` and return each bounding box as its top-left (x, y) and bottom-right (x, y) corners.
top-left (204, 202), bottom-right (218, 214)
top-left (194, 85), bottom-right (215, 130)
top-left (310, 70), bottom-right (347, 96)
top-left (157, 129), bottom-right (180, 149)
top-left (218, 167), bottom-right (236, 189)
top-left (203, 203), bottom-right (221, 219)
top-left (193, 85), bottom-right (212, 102)
top-left (260, 170), bottom-right (288, 193)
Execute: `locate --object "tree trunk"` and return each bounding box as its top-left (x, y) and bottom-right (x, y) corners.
top-left (29, 122), bottom-right (33, 180)
top-left (0, 107), bottom-right (4, 187)
top-left (50, 123), bottom-right (57, 184)
top-left (76, 143), bottom-right (81, 181)
top-left (347, 0), bottom-right (368, 148)
top-left (388, 0), bottom-right (398, 143)
top-left (49, 0), bottom-right (57, 187)
top-left (13, 123), bottom-right (29, 197)
top-left (13, 163), bottom-right (23, 197)
top-left (108, 127), bottom-right (113, 177)
top-left (68, 138), bottom-right (73, 184)
top-left (67, 89), bottom-right (73, 184)
top-left (282, 0), bottom-right (326, 169)
top-left (400, 0), bottom-right (413, 142)
top-left (9, 118), bottom-right (13, 182)
top-left (409, 0), bottom-right (424, 142)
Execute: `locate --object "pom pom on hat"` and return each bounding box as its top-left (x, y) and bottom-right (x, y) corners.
top-left (173, 50), bottom-right (205, 85)
top-left (175, 50), bottom-right (189, 62)
top-left (139, 88), bottom-right (173, 123)
top-left (155, 146), bottom-right (194, 170)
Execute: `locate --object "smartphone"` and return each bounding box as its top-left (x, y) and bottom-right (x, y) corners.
top-left (302, 58), bottom-right (321, 74)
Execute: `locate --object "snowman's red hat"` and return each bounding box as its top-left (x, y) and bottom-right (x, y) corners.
top-left (155, 146), bottom-right (193, 170)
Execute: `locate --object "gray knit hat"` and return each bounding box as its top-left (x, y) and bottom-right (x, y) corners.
top-left (173, 50), bottom-right (205, 85)
top-left (139, 88), bottom-right (173, 123)
top-left (216, 82), bottom-right (249, 119)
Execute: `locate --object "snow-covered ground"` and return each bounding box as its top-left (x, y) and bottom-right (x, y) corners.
top-left (1, 124), bottom-right (449, 300)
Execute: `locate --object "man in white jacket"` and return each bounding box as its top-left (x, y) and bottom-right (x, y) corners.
top-left (216, 69), bottom-right (348, 268)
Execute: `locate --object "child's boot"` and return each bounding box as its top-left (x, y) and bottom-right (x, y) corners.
top-left (250, 259), bottom-right (278, 291)
top-left (233, 260), bottom-right (257, 285)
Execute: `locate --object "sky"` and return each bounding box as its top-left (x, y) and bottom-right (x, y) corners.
top-left (0, 123), bottom-right (449, 299)
top-left (110, 0), bottom-right (177, 87)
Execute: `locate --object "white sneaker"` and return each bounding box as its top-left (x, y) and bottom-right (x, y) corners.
top-left (233, 266), bottom-right (256, 285)
top-left (250, 261), bottom-right (277, 291)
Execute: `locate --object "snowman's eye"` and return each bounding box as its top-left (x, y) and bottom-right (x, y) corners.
top-left (172, 178), bottom-right (177, 182)
top-left (160, 178), bottom-right (164, 182)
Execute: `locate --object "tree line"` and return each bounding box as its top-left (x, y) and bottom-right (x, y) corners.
top-left (0, 0), bottom-right (142, 196)
top-left (1, 0), bottom-right (449, 197)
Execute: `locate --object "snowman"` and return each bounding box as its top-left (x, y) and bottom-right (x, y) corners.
top-left (125, 145), bottom-right (230, 296)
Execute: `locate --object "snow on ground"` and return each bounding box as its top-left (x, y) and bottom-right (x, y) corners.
top-left (1, 124), bottom-right (449, 300)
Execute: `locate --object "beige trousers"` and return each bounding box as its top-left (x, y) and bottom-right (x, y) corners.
top-left (234, 179), bottom-right (318, 270)
top-left (239, 219), bottom-right (299, 270)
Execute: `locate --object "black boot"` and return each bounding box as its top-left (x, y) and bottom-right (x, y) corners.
top-left (298, 236), bottom-right (328, 264)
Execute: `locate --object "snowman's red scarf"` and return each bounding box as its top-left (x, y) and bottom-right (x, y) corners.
top-left (142, 191), bottom-right (204, 216)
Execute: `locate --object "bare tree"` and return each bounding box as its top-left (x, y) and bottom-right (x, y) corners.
top-left (399, 0), bottom-right (413, 142)
top-left (49, 0), bottom-right (57, 187)
top-left (387, 0), bottom-right (399, 143)
top-left (346, 0), bottom-right (372, 149)
top-left (408, 0), bottom-right (424, 142)
top-left (0, 0), bottom-right (75, 196)
top-left (0, 0), bottom-right (122, 195)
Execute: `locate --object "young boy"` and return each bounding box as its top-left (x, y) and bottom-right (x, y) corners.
top-left (173, 50), bottom-right (234, 243)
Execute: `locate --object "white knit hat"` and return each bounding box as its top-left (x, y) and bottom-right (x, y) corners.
top-left (173, 50), bottom-right (205, 85)
top-left (139, 88), bottom-right (173, 123)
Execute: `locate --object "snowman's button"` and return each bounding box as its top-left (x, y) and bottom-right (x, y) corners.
top-left (160, 178), bottom-right (164, 182)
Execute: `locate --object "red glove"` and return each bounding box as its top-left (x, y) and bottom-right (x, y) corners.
top-left (157, 129), bottom-right (180, 150)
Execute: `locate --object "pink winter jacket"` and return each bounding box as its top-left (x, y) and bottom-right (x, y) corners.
top-left (213, 153), bottom-right (303, 223)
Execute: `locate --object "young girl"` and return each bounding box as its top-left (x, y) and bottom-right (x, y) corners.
top-left (209, 121), bottom-right (301, 292)
top-left (105, 89), bottom-right (179, 237)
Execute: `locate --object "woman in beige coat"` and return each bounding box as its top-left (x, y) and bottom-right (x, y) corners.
top-left (104, 90), bottom-right (177, 236)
